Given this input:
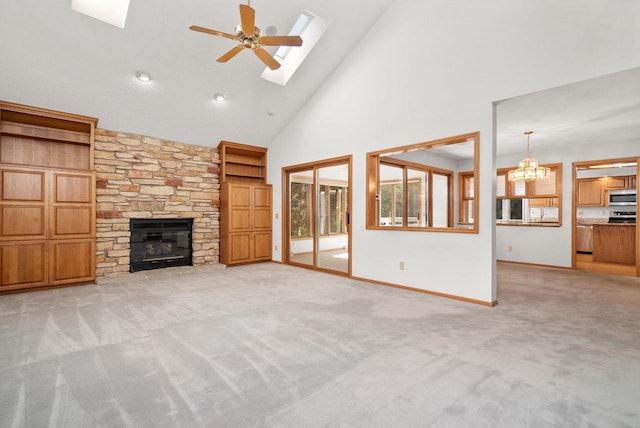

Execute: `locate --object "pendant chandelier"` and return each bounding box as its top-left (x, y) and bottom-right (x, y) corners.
top-left (507, 131), bottom-right (551, 182)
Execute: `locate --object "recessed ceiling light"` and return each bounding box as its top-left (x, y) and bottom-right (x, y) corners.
top-left (213, 93), bottom-right (226, 102)
top-left (136, 71), bottom-right (151, 82)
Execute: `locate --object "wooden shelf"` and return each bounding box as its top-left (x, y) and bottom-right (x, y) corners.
top-left (218, 141), bottom-right (267, 183)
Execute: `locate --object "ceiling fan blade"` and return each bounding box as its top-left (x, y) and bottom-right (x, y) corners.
top-left (260, 35), bottom-right (303, 47)
top-left (189, 25), bottom-right (237, 41)
top-left (217, 45), bottom-right (245, 63)
top-left (239, 4), bottom-right (255, 35)
top-left (254, 47), bottom-right (281, 70)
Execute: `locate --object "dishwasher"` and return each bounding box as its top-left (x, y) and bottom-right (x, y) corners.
top-left (576, 224), bottom-right (593, 253)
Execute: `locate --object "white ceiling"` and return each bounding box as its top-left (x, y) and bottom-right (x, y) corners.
top-left (1, 1), bottom-right (638, 157)
top-left (0, 0), bottom-right (394, 148)
top-left (496, 66), bottom-right (640, 157)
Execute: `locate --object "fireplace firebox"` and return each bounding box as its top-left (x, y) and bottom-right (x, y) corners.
top-left (130, 219), bottom-right (193, 272)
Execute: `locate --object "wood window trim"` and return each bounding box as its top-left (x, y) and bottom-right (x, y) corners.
top-left (366, 132), bottom-right (479, 233)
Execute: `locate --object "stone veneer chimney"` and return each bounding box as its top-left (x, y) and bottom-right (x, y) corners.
top-left (94, 129), bottom-right (220, 277)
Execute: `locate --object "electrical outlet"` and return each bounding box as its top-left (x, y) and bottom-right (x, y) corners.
top-left (274, 244), bottom-right (278, 251)
top-left (399, 262), bottom-right (405, 270)
top-left (274, 212), bottom-right (279, 219)
top-left (508, 245), bottom-right (513, 252)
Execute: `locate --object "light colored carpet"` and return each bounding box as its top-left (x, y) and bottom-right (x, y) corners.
top-left (1, 262), bottom-right (639, 427)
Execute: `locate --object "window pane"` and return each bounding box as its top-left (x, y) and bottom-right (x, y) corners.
top-left (318, 185), bottom-right (327, 235)
top-left (407, 169), bottom-right (427, 227)
top-left (329, 186), bottom-right (344, 234)
top-left (379, 164), bottom-right (403, 227)
top-left (290, 181), bottom-right (311, 237)
top-left (432, 173), bottom-right (449, 227)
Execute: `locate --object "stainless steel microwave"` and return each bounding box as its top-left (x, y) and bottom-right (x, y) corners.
top-left (608, 189), bottom-right (637, 206)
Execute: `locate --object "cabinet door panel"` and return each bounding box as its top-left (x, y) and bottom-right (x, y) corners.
top-left (0, 242), bottom-right (47, 288)
top-left (0, 206), bottom-right (46, 238)
top-left (253, 185), bottom-right (272, 230)
top-left (52, 206), bottom-right (93, 236)
top-left (253, 232), bottom-right (272, 260)
top-left (229, 185), bottom-right (251, 231)
top-left (577, 179), bottom-right (604, 206)
top-left (228, 233), bottom-right (251, 264)
top-left (2, 170), bottom-right (45, 201)
top-left (54, 174), bottom-right (92, 203)
top-left (50, 240), bottom-right (95, 284)
top-left (605, 176), bottom-right (627, 190)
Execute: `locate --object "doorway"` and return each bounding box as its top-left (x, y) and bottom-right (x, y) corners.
top-left (283, 156), bottom-right (352, 275)
top-left (573, 157), bottom-right (639, 277)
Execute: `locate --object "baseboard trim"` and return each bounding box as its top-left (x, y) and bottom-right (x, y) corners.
top-left (497, 260), bottom-right (572, 270)
top-left (351, 275), bottom-right (497, 307)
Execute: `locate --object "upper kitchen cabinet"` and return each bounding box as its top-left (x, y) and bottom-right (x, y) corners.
top-left (605, 176), bottom-right (629, 190)
top-left (576, 178), bottom-right (605, 206)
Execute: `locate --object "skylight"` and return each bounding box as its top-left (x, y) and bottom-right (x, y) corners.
top-left (261, 10), bottom-right (329, 86)
top-left (72, 0), bottom-right (130, 28)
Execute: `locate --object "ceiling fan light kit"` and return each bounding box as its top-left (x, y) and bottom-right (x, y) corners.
top-left (190, 2), bottom-right (303, 70)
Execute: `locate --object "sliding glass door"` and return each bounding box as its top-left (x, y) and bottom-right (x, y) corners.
top-left (285, 157), bottom-right (351, 275)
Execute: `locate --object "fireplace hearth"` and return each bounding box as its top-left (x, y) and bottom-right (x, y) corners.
top-left (130, 219), bottom-right (193, 272)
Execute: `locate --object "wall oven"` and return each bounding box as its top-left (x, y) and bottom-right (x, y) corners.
top-left (608, 189), bottom-right (636, 206)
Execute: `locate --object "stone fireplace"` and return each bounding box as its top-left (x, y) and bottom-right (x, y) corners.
top-left (94, 129), bottom-right (221, 278)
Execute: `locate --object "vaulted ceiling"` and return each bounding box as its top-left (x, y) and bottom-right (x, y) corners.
top-left (0, 0), bottom-right (394, 147)
top-left (1, 0), bottom-right (638, 157)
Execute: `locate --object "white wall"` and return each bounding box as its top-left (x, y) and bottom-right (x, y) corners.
top-left (267, 0), bottom-right (640, 303)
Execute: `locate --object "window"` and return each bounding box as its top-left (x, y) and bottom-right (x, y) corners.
top-left (290, 176), bottom-right (349, 237)
top-left (366, 132), bottom-right (479, 233)
top-left (459, 171), bottom-right (474, 224)
top-left (496, 163), bottom-right (562, 226)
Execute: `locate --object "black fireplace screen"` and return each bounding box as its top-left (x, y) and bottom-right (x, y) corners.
top-left (130, 219), bottom-right (193, 272)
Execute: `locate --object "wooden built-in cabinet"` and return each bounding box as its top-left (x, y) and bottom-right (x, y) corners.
top-left (220, 182), bottom-right (272, 265)
top-left (218, 141), bottom-right (267, 183)
top-left (218, 141), bottom-right (272, 265)
top-left (0, 101), bottom-right (97, 292)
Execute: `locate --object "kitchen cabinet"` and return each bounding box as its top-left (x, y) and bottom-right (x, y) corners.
top-left (592, 224), bottom-right (636, 265)
top-left (0, 101), bottom-right (97, 293)
top-left (529, 197), bottom-right (559, 207)
top-left (576, 178), bottom-right (605, 206)
top-left (220, 182), bottom-right (272, 265)
top-left (630, 176), bottom-right (637, 189)
top-left (605, 176), bottom-right (628, 190)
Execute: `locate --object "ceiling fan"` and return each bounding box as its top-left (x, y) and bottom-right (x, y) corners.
top-left (189, 1), bottom-right (303, 70)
